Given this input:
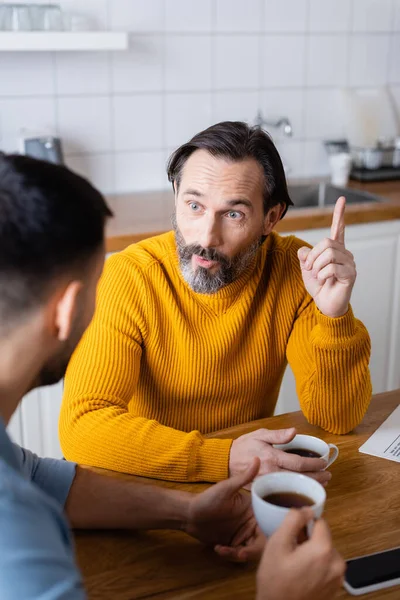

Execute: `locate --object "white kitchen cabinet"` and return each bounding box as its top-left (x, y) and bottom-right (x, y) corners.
top-left (7, 403), bottom-right (23, 446)
top-left (275, 219), bottom-right (400, 414)
top-left (7, 381), bottom-right (64, 458)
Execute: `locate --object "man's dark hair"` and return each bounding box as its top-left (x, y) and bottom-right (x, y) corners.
top-left (0, 153), bottom-right (113, 323)
top-left (167, 121), bottom-right (293, 216)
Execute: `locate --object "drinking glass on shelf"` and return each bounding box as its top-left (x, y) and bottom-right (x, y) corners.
top-left (1, 4), bottom-right (32, 31)
top-left (42, 4), bottom-right (64, 31)
top-left (30, 4), bottom-right (64, 31)
top-left (65, 13), bottom-right (92, 31)
top-left (29, 4), bottom-right (43, 30)
top-left (0, 5), bottom-right (13, 30)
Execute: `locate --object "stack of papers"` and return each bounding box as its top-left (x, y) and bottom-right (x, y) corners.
top-left (359, 404), bottom-right (400, 462)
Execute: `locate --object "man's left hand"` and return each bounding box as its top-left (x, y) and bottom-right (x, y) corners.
top-left (184, 458), bottom-right (264, 561)
top-left (297, 196), bottom-right (356, 318)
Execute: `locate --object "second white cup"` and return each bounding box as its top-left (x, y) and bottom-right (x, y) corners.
top-left (252, 471), bottom-right (326, 538)
top-left (274, 434), bottom-right (339, 468)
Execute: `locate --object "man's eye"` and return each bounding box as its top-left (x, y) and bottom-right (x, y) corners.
top-left (227, 211), bottom-right (241, 219)
top-left (190, 203), bottom-right (200, 211)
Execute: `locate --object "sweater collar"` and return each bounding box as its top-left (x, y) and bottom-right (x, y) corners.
top-left (167, 233), bottom-right (272, 312)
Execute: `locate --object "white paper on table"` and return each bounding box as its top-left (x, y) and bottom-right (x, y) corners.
top-left (359, 404), bottom-right (400, 463)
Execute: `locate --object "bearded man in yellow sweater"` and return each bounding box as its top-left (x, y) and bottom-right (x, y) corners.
top-left (60, 121), bottom-right (371, 484)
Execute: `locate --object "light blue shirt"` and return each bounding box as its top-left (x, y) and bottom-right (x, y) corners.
top-left (0, 417), bottom-right (86, 599)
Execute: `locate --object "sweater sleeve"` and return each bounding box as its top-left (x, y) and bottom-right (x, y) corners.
top-left (60, 252), bottom-right (232, 483)
top-left (286, 242), bottom-right (372, 434)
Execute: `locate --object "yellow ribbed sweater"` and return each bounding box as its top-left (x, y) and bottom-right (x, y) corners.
top-left (60, 231), bottom-right (371, 482)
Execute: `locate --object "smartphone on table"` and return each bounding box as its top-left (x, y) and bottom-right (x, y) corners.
top-left (343, 545), bottom-right (400, 596)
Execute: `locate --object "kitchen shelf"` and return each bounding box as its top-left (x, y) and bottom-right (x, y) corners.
top-left (0, 31), bottom-right (128, 51)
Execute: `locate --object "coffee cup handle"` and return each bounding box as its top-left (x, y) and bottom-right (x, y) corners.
top-left (326, 444), bottom-right (339, 467)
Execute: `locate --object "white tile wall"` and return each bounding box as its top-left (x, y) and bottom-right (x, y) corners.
top-left (0, 0), bottom-right (399, 192)
top-left (0, 53), bottom-right (55, 96)
top-left (0, 98), bottom-right (57, 153)
top-left (57, 96), bottom-right (113, 153)
top-left (111, 36), bottom-right (164, 93)
top-left (55, 53), bottom-right (110, 95)
top-left (109, 0), bottom-right (164, 32)
top-left (216, 0), bottom-right (262, 33)
top-left (352, 0), bottom-right (393, 33)
top-left (262, 35), bottom-right (306, 87)
top-left (213, 90), bottom-right (259, 123)
top-left (260, 89), bottom-right (305, 137)
top-left (306, 35), bottom-right (348, 87)
top-left (264, 0), bottom-right (308, 33)
top-left (308, 0), bottom-right (351, 33)
top-left (65, 153), bottom-right (115, 194)
top-left (114, 150), bottom-right (166, 193)
top-left (113, 94), bottom-right (163, 150)
top-left (215, 35), bottom-right (259, 90)
top-left (165, 0), bottom-right (213, 33)
top-left (349, 35), bottom-right (391, 87)
top-left (276, 139), bottom-right (305, 178)
top-left (165, 35), bottom-right (212, 91)
top-left (303, 139), bottom-right (331, 177)
top-left (389, 35), bottom-right (400, 84)
top-left (304, 89), bottom-right (346, 140)
top-left (165, 92), bottom-right (213, 147)
top-left (389, 85), bottom-right (400, 117)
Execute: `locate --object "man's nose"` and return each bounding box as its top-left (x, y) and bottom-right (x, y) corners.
top-left (198, 216), bottom-right (222, 249)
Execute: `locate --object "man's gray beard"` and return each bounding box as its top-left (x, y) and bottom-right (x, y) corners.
top-left (171, 213), bottom-right (264, 294)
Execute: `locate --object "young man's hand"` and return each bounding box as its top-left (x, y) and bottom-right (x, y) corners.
top-left (256, 508), bottom-right (345, 600)
top-left (185, 458), bottom-right (264, 556)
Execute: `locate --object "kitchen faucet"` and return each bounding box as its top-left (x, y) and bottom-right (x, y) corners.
top-left (255, 110), bottom-right (293, 136)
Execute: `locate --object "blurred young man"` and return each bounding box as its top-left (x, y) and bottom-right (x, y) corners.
top-left (0, 154), bottom-right (344, 600)
top-left (61, 121), bottom-right (371, 484)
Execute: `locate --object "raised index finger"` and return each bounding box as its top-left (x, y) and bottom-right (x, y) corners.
top-left (330, 196), bottom-right (346, 245)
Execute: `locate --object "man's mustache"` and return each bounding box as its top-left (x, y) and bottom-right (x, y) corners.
top-left (179, 243), bottom-right (231, 267)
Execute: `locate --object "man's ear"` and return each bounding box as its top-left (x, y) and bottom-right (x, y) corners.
top-left (54, 281), bottom-right (83, 342)
top-left (262, 203), bottom-right (286, 236)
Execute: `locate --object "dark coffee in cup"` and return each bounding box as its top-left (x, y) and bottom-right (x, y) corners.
top-left (285, 448), bottom-right (321, 459)
top-left (262, 492), bottom-right (315, 509)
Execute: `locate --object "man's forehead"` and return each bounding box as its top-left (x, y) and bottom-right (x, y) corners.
top-left (179, 150), bottom-right (264, 199)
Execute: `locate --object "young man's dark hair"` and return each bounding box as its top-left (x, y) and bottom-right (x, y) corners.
top-left (0, 153), bottom-right (113, 323)
top-left (167, 121), bottom-right (293, 216)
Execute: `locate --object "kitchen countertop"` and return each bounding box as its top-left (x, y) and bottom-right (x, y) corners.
top-left (105, 179), bottom-right (400, 253)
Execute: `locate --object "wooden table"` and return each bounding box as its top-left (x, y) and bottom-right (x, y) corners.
top-left (74, 390), bottom-right (400, 599)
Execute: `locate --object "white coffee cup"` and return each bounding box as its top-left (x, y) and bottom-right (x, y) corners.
top-left (252, 471), bottom-right (326, 538)
top-left (329, 152), bottom-right (352, 187)
top-left (274, 434), bottom-right (339, 469)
